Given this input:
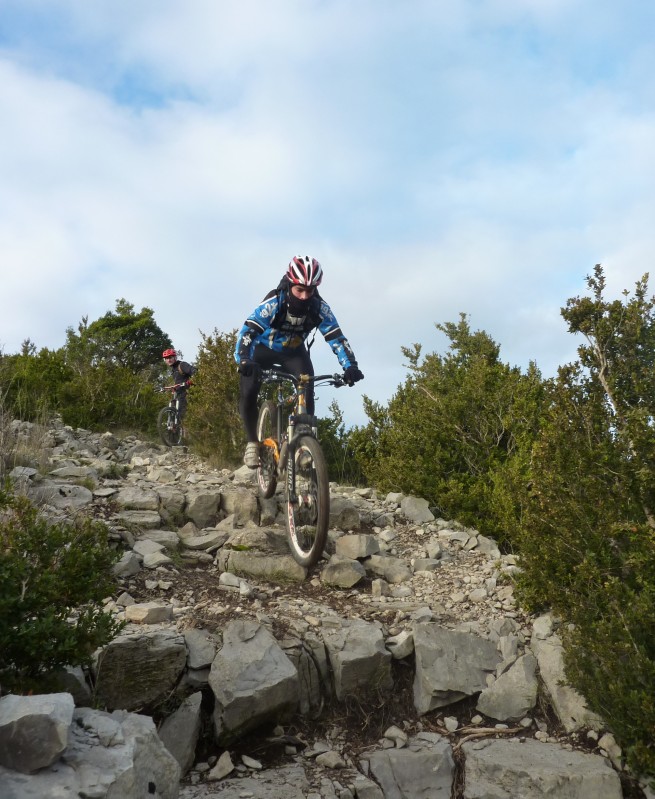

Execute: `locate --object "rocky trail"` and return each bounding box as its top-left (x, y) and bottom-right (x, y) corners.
top-left (0, 417), bottom-right (649, 798)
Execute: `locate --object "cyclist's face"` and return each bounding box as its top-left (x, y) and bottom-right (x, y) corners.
top-left (290, 285), bottom-right (315, 300)
top-left (164, 356), bottom-right (175, 364)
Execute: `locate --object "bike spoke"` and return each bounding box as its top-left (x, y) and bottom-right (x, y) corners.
top-left (254, 372), bottom-right (333, 571)
top-left (157, 406), bottom-right (181, 447)
top-left (256, 401), bottom-right (279, 499)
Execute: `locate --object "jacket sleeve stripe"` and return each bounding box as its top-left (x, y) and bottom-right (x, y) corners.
top-left (246, 319), bottom-right (265, 335)
top-left (323, 326), bottom-right (343, 343)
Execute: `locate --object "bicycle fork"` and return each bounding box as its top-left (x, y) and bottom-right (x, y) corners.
top-left (286, 447), bottom-right (297, 504)
top-left (285, 436), bottom-right (318, 511)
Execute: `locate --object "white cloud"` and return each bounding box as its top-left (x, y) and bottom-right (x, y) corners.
top-left (1, 1), bottom-right (655, 427)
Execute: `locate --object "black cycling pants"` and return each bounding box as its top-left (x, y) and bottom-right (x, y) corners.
top-left (239, 344), bottom-right (314, 442)
top-left (175, 391), bottom-right (188, 421)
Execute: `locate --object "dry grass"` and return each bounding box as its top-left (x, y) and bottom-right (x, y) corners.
top-left (0, 402), bottom-right (54, 482)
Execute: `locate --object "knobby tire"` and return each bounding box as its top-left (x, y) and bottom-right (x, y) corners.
top-left (157, 406), bottom-right (182, 447)
top-left (286, 435), bottom-right (329, 568)
top-left (256, 401), bottom-right (278, 499)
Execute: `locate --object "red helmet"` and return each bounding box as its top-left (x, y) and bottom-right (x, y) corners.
top-left (286, 255), bottom-right (323, 287)
top-left (162, 348), bottom-right (176, 358)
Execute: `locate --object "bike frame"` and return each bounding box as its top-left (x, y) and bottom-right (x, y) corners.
top-left (260, 370), bottom-right (339, 476)
top-left (256, 368), bottom-right (345, 568)
top-left (162, 389), bottom-right (181, 423)
top-left (157, 384), bottom-right (186, 446)
top-left (169, 393), bottom-right (181, 415)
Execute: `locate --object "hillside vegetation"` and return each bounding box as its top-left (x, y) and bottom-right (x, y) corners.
top-left (1, 265), bottom-right (654, 781)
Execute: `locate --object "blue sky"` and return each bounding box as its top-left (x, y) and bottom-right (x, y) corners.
top-left (2, 1), bottom-right (655, 425)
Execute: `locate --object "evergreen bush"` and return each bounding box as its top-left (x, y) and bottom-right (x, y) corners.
top-left (317, 400), bottom-right (364, 486)
top-left (516, 266), bottom-right (655, 782)
top-left (59, 362), bottom-right (161, 431)
top-left (0, 344), bottom-right (71, 421)
top-left (0, 485), bottom-right (124, 693)
top-left (185, 328), bottom-right (242, 465)
top-left (350, 315), bottom-right (545, 543)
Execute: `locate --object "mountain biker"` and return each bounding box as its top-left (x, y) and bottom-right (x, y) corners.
top-left (234, 255), bottom-right (364, 468)
top-left (162, 348), bottom-right (194, 424)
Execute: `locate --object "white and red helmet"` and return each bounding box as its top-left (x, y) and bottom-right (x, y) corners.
top-left (162, 348), bottom-right (177, 359)
top-left (286, 255), bottom-right (323, 287)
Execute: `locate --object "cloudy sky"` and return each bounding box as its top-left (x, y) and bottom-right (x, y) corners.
top-left (2, 1), bottom-right (655, 425)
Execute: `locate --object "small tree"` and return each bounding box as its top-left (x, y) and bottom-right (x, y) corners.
top-left (185, 328), bottom-right (242, 466)
top-left (0, 486), bottom-right (123, 693)
top-left (561, 264), bottom-right (655, 529)
top-left (57, 299), bottom-right (172, 431)
top-left (0, 347), bottom-right (72, 421)
top-left (58, 362), bottom-right (161, 431)
top-left (351, 315), bottom-right (545, 541)
top-left (516, 265), bottom-right (655, 782)
top-left (64, 298), bottom-right (171, 375)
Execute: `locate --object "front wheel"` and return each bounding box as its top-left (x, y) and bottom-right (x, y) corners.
top-left (256, 401), bottom-right (279, 498)
top-left (157, 406), bottom-right (182, 447)
top-left (285, 435), bottom-right (329, 568)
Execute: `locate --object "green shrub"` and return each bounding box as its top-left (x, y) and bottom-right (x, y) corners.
top-left (103, 462), bottom-right (129, 480)
top-left (516, 390), bottom-right (655, 780)
top-left (59, 362), bottom-right (161, 432)
top-left (561, 547), bottom-right (655, 783)
top-left (351, 316), bottom-right (545, 543)
top-left (0, 299), bottom-right (172, 434)
top-left (0, 345), bottom-right (71, 421)
top-left (185, 328), bottom-right (242, 466)
top-left (0, 485), bottom-right (124, 693)
top-left (317, 400), bottom-right (365, 486)
top-left (516, 267), bottom-right (655, 783)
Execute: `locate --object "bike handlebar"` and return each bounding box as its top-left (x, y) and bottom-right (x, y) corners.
top-left (159, 383), bottom-right (187, 392)
top-left (259, 368), bottom-right (347, 389)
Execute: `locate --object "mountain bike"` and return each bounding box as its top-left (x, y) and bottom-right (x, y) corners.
top-left (157, 385), bottom-right (186, 447)
top-left (256, 369), bottom-right (346, 568)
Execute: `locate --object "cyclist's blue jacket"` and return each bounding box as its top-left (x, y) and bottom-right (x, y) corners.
top-left (235, 282), bottom-right (358, 369)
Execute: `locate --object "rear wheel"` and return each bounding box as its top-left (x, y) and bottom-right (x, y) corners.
top-left (256, 401), bottom-right (279, 498)
top-left (285, 435), bottom-right (329, 568)
top-left (157, 406), bottom-right (182, 447)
